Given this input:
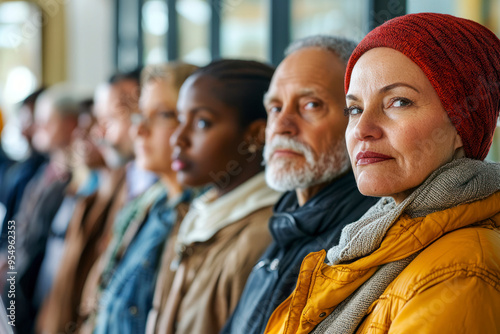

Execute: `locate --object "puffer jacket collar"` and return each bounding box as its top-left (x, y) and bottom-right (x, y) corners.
top-left (265, 191), bottom-right (500, 334)
top-left (270, 172), bottom-right (369, 247)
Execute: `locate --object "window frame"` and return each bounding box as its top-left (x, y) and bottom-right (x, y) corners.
top-left (113, 0), bottom-right (407, 70)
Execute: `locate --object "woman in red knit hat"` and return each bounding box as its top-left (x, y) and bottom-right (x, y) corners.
top-left (264, 13), bottom-right (500, 334)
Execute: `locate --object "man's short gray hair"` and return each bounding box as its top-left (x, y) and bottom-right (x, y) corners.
top-left (284, 35), bottom-right (358, 66)
top-left (37, 83), bottom-right (91, 117)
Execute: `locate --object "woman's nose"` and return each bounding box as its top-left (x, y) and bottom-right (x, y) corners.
top-left (350, 106), bottom-right (383, 142)
top-left (170, 122), bottom-right (188, 149)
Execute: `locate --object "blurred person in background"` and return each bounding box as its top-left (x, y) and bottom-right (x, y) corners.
top-left (35, 68), bottom-right (156, 334)
top-left (146, 60), bottom-right (281, 334)
top-left (30, 99), bottom-right (102, 330)
top-left (0, 108), bottom-right (13, 210)
top-left (0, 88), bottom-right (47, 249)
top-left (3, 84), bottom-right (88, 334)
top-left (79, 62), bottom-right (198, 334)
top-left (93, 69), bottom-right (157, 201)
top-left (0, 108), bottom-right (12, 181)
top-left (0, 108), bottom-right (13, 240)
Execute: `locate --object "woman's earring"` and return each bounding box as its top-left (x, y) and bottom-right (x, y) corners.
top-left (248, 143), bottom-right (258, 154)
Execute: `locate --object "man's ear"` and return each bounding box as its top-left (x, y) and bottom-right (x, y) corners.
top-left (244, 119), bottom-right (267, 147)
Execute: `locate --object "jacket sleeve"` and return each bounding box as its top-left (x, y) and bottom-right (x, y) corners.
top-left (388, 275), bottom-right (500, 334)
top-left (217, 216), bottom-right (273, 325)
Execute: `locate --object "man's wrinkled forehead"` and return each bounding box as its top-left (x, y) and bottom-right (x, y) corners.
top-left (275, 47), bottom-right (343, 78)
top-left (266, 48), bottom-right (345, 98)
top-left (264, 87), bottom-right (320, 106)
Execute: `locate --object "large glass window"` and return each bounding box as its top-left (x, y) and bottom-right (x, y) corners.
top-left (0, 1), bottom-right (42, 158)
top-left (220, 0), bottom-right (269, 62)
top-left (407, 0), bottom-right (500, 31)
top-left (142, 0), bottom-right (169, 64)
top-left (488, 128), bottom-right (500, 162)
top-left (0, 2), bottom-right (41, 106)
top-left (117, 0), bottom-right (141, 71)
top-left (408, 0), bottom-right (479, 18)
top-left (292, 0), bottom-right (368, 43)
top-left (486, 0), bottom-right (500, 35)
top-left (177, 0), bottom-right (211, 66)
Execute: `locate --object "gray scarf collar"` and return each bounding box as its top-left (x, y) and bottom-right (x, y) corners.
top-left (313, 158), bottom-right (500, 334)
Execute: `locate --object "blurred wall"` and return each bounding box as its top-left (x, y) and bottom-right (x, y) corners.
top-left (65, 0), bottom-right (113, 88)
top-left (25, 0), bottom-right (67, 86)
top-left (7, 0), bottom-right (113, 87)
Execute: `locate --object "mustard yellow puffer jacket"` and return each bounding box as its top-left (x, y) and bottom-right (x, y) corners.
top-left (265, 191), bottom-right (500, 334)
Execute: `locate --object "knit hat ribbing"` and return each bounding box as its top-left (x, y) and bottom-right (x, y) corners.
top-left (345, 13), bottom-right (500, 161)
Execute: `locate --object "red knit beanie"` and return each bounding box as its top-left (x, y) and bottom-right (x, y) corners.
top-left (345, 13), bottom-right (500, 161)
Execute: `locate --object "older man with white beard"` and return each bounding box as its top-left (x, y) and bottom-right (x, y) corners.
top-left (221, 36), bottom-right (378, 334)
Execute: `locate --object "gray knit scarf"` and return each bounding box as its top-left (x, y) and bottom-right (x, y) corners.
top-left (312, 158), bottom-right (500, 334)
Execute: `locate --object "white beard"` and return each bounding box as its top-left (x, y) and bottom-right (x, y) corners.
top-left (263, 135), bottom-right (351, 192)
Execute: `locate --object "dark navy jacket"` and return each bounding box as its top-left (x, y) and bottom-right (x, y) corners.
top-left (221, 172), bottom-right (378, 334)
top-left (0, 151), bottom-right (47, 249)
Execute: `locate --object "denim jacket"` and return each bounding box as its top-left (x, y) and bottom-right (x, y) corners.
top-left (93, 188), bottom-right (194, 334)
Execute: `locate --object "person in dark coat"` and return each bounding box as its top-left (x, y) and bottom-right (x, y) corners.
top-left (0, 88), bottom-right (47, 249)
top-left (2, 84), bottom-right (87, 334)
top-left (222, 36), bottom-right (378, 334)
top-left (0, 109), bottom-right (13, 202)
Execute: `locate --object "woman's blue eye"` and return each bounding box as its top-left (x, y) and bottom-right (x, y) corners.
top-left (343, 106), bottom-right (363, 116)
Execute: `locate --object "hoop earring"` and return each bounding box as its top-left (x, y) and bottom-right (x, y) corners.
top-left (248, 143), bottom-right (258, 154)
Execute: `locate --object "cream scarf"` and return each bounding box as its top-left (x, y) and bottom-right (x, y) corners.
top-left (175, 172), bottom-right (281, 247)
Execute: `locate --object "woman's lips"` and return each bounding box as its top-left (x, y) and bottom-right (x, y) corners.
top-left (356, 151), bottom-right (394, 165)
top-left (171, 158), bottom-right (188, 172)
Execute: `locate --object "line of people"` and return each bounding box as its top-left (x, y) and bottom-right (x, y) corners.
top-left (0, 12), bottom-right (499, 334)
